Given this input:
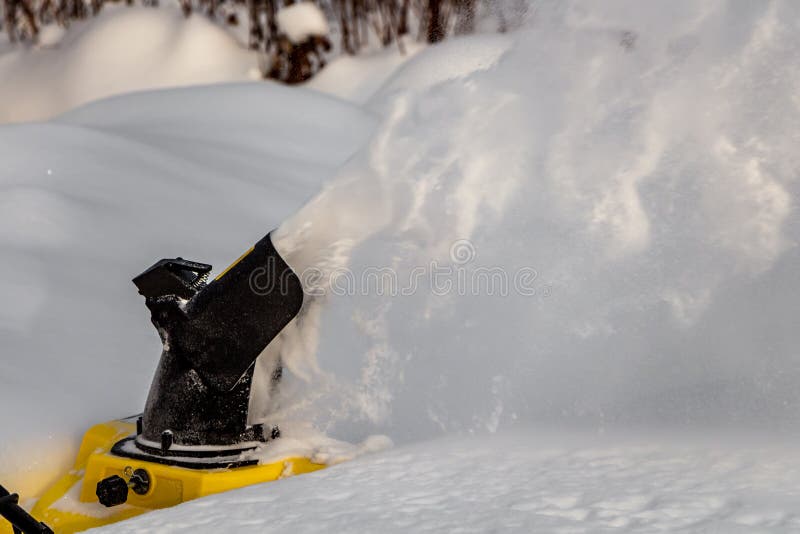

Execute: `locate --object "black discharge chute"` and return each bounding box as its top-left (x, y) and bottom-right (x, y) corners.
top-left (1, 230), bottom-right (312, 530)
top-left (129, 232), bottom-right (303, 457)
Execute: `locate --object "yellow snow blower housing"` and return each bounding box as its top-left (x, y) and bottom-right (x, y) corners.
top-left (4, 419), bottom-right (324, 534)
top-left (1, 232), bottom-right (323, 533)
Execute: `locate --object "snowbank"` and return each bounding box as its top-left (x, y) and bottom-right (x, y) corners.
top-left (0, 83), bottom-right (376, 496)
top-left (305, 42), bottom-right (426, 104)
top-left (276, 2), bottom-right (329, 44)
top-left (0, 5), bottom-right (257, 123)
top-left (305, 33), bottom-right (512, 105)
top-left (0, 2), bottom-right (427, 123)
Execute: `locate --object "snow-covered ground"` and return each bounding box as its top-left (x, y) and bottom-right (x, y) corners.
top-left (100, 432), bottom-right (800, 533)
top-left (1, 0), bottom-right (800, 532)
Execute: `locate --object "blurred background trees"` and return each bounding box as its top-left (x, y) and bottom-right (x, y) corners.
top-left (0, 0), bottom-right (526, 83)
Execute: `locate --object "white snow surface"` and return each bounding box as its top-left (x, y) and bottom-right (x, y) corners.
top-left (0, 2), bottom-right (422, 123)
top-left (1, 0), bottom-right (800, 532)
top-left (0, 4), bottom-right (259, 123)
top-left (100, 431), bottom-right (800, 533)
top-left (276, 2), bottom-right (330, 44)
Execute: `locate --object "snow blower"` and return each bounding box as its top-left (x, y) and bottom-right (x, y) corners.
top-left (1, 232), bottom-right (324, 534)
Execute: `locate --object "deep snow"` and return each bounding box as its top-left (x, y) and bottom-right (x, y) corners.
top-left (97, 432), bottom-right (800, 533)
top-left (1, 0), bottom-right (799, 532)
top-left (0, 5), bottom-right (258, 123)
top-left (0, 2), bottom-right (422, 123)
top-left (0, 83), bottom-right (376, 496)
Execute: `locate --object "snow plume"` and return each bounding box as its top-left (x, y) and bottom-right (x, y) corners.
top-left (271, 0), bottom-right (800, 442)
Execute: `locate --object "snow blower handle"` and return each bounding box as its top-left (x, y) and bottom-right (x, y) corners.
top-left (0, 484), bottom-right (53, 534)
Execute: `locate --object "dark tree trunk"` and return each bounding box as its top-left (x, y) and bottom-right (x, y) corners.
top-left (378, 0), bottom-right (392, 47)
top-left (38, 0), bottom-right (52, 24)
top-left (397, 0), bottom-right (409, 35)
top-left (246, 0), bottom-right (262, 49)
top-left (337, 0), bottom-right (354, 54)
top-left (427, 0), bottom-right (445, 43)
top-left (264, 0), bottom-right (277, 46)
top-left (4, 0), bottom-right (18, 42)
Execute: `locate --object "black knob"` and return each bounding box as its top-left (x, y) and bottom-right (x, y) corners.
top-left (96, 475), bottom-right (129, 507)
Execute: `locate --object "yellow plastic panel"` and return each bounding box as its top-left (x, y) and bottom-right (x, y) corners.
top-left (1, 421), bottom-right (326, 534)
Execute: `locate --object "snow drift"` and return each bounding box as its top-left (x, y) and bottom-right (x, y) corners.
top-left (276, 2), bottom-right (329, 44)
top-left (0, 83), bottom-right (376, 495)
top-left (0, 4), bottom-right (257, 123)
top-left (0, 1), bottom-right (422, 123)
